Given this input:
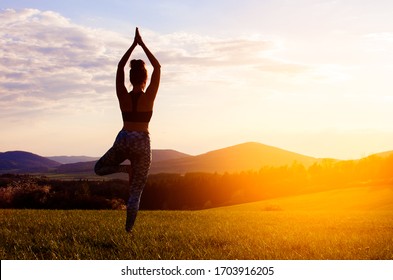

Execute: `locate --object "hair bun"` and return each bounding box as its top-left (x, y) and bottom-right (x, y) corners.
top-left (130, 59), bottom-right (145, 69)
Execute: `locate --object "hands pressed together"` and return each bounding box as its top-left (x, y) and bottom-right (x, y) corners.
top-left (133, 27), bottom-right (144, 47)
top-left (122, 26), bottom-right (160, 70)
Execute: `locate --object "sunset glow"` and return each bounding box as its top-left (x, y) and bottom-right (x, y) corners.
top-left (1, 1), bottom-right (393, 159)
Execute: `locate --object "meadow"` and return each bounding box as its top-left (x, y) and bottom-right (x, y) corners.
top-left (1, 186), bottom-right (392, 260)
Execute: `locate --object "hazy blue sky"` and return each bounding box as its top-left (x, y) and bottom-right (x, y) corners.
top-left (1, 1), bottom-right (393, 159)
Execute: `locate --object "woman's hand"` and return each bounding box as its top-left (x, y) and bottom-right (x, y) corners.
top-left (134, 27), bottom-right (144, 46)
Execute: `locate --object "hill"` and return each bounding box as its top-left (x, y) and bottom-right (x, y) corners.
top-left (54, 149), bottom-right (192, 176)
top-left (220, 184), bottom-right (393, 212)
top-left (372, 150), bottom-right (393, 158)
top-left (4, 143), bottom-right (392, 176)
top-left (46, 156), bottom-right (99, 164)
top-left (151, 149), bottom-right (191, 162)
top-left (150, 142), bottom-right (317, 174)
top-left (0, 149), bottom-right (191, 175)
top-left (47, 150), bottom-right (189, 165)
top-left (0, 151), bottom-right (60, 173)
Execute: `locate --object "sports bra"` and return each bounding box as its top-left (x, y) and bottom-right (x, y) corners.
top-left (121, 92), bottom-right (153, 123)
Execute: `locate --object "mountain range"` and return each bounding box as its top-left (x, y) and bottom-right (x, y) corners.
top-left (0, 151), bottom-right (60, 173)
top-left (1, 142), bottom-right (392, 177)
top-left (149, 142), bottom-right (317, 174)
top-left (0, 149), bottom-right (190, 175)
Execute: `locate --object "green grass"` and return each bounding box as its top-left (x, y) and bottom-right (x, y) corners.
top-left (1, 185), bottom-right (393, 260)
top-left (1, 208), bottom-right (392, 260)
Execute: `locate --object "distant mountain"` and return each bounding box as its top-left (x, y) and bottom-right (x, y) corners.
top-left (6, 143), bottom-right (391, 177)
top-left (372, 150), bottom-right (393, 158)
top-left (152, 149), bottom-right (191, 162)
top-left (150, 142), bottom-right (318, 174)
top-left (0, 149), bottom-right (191, 174)
top-left (0, 151), bottom-right (61, 173)
top-left (47, 156), bottom-right (99, 164)
top-left (54, 149), bottom-right (192, 175)
top-left (48, 150), bottom-right (189, 166)
top-left (0, 143), bottom-right (319, 175)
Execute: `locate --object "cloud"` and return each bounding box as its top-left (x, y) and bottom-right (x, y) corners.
top-left (0, 8), bottom-right (315, 124)
top-left (155, 32), bottom-right (283, 67)
top-left (0, 9), bottom-right (123, 121)
top-left (152, 32), bottom-right (312, 87)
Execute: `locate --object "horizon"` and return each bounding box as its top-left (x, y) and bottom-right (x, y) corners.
top-left (1, 140), bottom-right (392, 161)
top-left (2, 1), bottom-right (393, 160)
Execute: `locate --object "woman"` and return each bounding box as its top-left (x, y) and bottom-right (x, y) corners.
top-left (94, 27), bottom-right (161, 232)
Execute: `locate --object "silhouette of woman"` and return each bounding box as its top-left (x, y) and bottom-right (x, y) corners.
top-left (94, 27), bottom-right (161, 232)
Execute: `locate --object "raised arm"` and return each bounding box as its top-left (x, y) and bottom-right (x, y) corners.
top-left (135, 28), bottom-right (161, 98)
top-left (116, 36), bottom-right (137, 97)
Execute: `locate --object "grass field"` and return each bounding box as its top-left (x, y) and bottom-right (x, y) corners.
top-left (1, 186), bottom-right (393, 260)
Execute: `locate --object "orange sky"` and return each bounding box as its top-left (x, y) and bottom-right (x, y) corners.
top-left (1, 1), bottom-right (393, 159)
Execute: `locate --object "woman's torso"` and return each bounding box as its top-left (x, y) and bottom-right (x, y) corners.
top-left (119, 91), bottom-right (153, 132)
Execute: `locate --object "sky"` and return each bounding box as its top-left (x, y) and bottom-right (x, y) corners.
top-left (1, 0), bottom-right (393, 159)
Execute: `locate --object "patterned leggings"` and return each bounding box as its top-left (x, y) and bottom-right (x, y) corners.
top-left (94, 130), bottom-right (151, 231)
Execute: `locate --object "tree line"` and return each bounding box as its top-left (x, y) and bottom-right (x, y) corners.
top-left (1, 154), bottom-right (392, 210)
